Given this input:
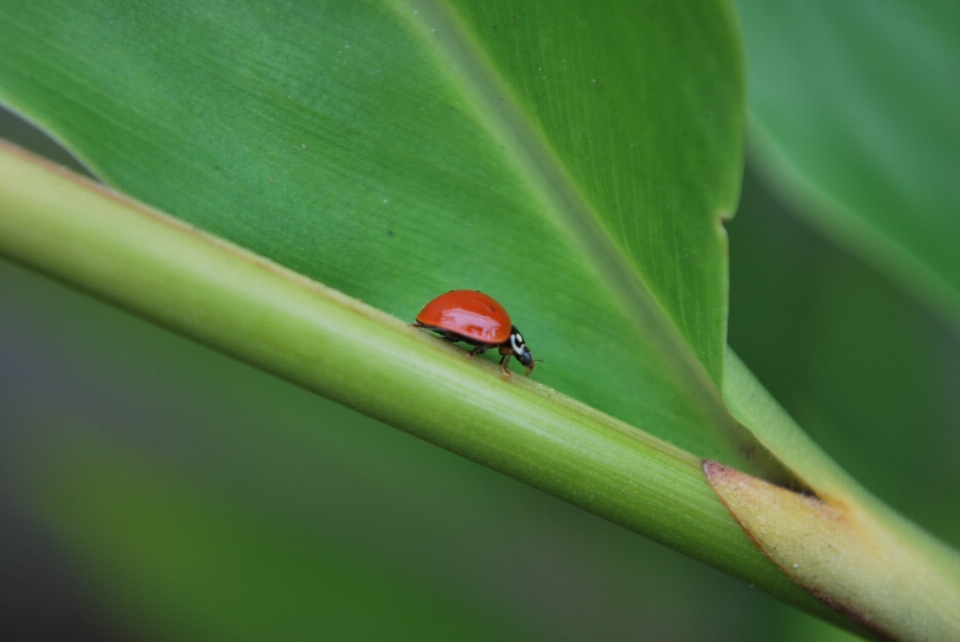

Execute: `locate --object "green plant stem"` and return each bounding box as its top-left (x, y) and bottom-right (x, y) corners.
top-left (0, 141), bottom-right (866, 633)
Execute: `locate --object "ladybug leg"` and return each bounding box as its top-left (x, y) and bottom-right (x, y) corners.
top-left (497, 344), bottom-right (514, 374)
top-left (468, 345), bottom-right (489, 357)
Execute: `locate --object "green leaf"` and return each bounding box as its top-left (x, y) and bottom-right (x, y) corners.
top-left (0, 0), bottom-right (748, 464)
top-left (735, 0), bottom-right (960, 323)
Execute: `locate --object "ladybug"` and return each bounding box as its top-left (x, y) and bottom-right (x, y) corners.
top-left (415, 290), bottom-right (536, 376)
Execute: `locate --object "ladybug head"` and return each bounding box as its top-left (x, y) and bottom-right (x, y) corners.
top-left (509, 326), bottom-right (535, 373)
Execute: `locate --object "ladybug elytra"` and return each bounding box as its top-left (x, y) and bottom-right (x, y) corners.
top-left (415, 290), bottom-right (536, 376)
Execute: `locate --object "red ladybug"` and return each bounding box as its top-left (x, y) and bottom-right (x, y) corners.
top-left (415, 290), bottom-right (536, 376)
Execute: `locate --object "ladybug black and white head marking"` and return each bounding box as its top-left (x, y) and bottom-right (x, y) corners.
top-left (509, 329), bottom-right (528, 361)
top-left (508, 325), bottom-right (534, 372)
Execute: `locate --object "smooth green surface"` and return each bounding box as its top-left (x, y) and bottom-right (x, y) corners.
top-left (0, 146), bottom-right (833, 622)
top-left (736, 0), bottom-right (960, 323)
top-left (0, 0), bottom-right (746, 463)
top-left (0, 254), bottom-right (859, 641)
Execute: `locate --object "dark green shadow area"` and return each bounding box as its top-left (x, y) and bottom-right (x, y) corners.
top-left (0, 104), bottom-right (92, 176)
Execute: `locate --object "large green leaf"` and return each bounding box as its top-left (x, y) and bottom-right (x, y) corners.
top-left (735, 0), bottom-right (960, 323)
top-left (0, 0), bottom-right (747, 464)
